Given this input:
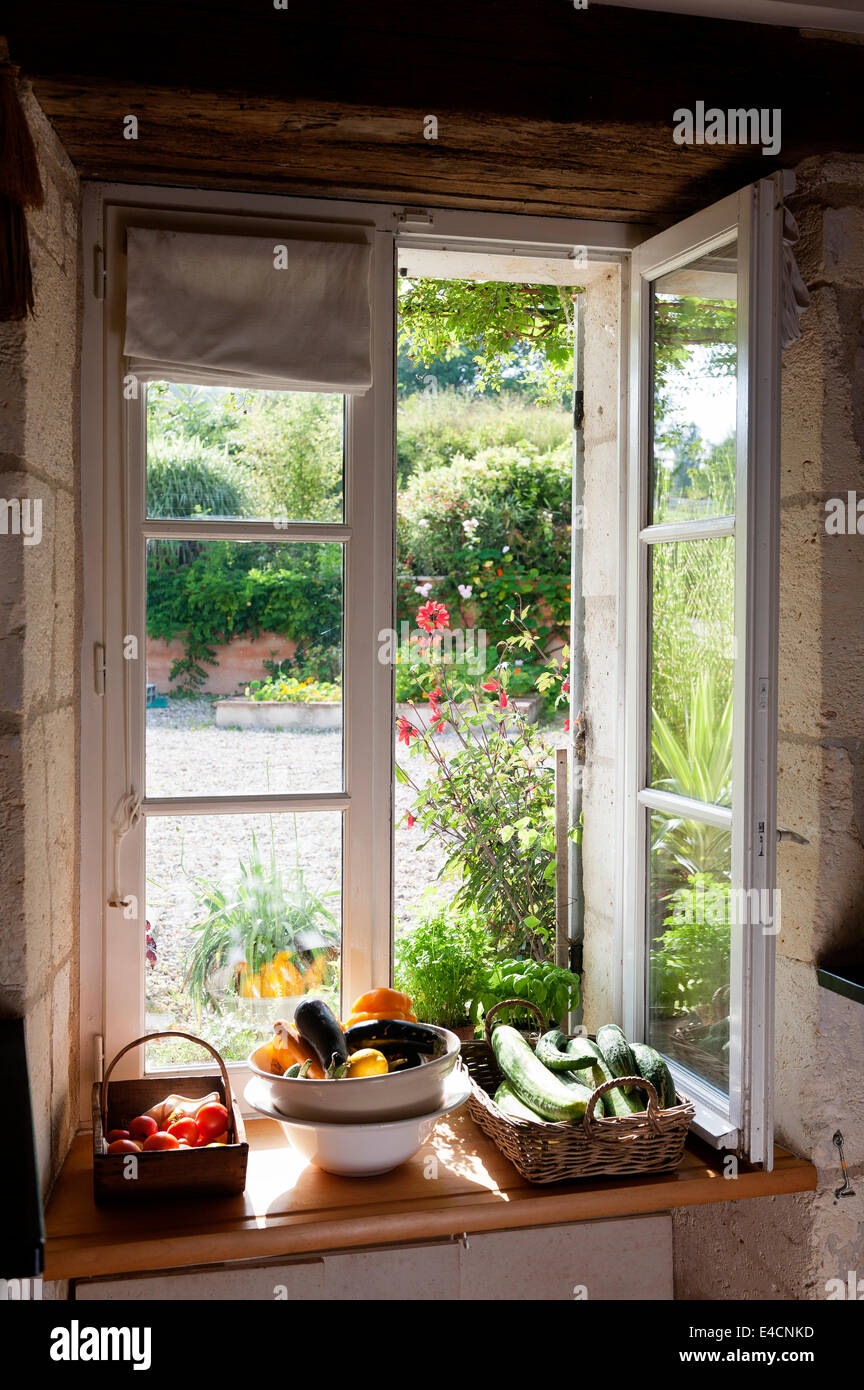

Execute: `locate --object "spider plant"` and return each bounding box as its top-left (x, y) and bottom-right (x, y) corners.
top-left (184, 818), bottom-right (339, 1014)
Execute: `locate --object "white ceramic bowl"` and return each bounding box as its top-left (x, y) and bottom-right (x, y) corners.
top-left (244, 1068), bottom-right (471, 1176)
top-left (247, 1022), bottom-right (461, 1124)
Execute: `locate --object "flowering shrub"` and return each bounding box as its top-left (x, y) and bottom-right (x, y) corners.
top-left (397, 602), bottom-right (570, 958)
top-left (245, 675), bottom-right (341, 703)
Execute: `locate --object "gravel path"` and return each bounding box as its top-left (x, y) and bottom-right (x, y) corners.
top-left (144, 698), bottom-right (565, 1042)
top-left (144, 699), bottom-right (458, 1023)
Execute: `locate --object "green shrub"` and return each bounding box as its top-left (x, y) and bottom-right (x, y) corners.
top-left (234, 391), bottom-right (344, 522)
top-left (147, 541), bottom-right (342, 692)
top-left (147, 434), bottom-right (251, 521)
top-left (396, 389), bottom-right (571, 483)
top-left (649, 872), bottom-right (730, 1020)
top-left (397, 442), bottom-right (571, 575)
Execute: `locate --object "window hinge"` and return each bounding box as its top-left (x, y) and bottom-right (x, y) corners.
top-left (94, 642), bottom-right (106, 696)
top-left (93, 245), bottom-right (106, 300)
top-left (95, 1033), bottom-right (104, 1084)
top-left (395, 207), bottom-right (434, 229)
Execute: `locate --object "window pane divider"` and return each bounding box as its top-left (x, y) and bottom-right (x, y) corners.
top-left (637, 786), bottom-right (733, 829)
top-left (142, 519), bottom-right (351, 543)
top-left (142, 792), bottom-right (351, 816)
top-left (639, 515), bottom-right (735, 545)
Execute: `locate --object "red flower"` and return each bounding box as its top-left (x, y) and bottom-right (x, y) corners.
top-left (564, 718), bottom-right (570, 732)
top-left (416, 600), bottom-right (450, 634)
top-left (561, 677), bottom-right (570, 694)
top-left (481, 678), bottom-right (499, 692)
top-left (499, 690), bottom-right (508, 709)
top-left (397, 716), bottom-right (418, 746)
top-left (406, 812), bottom-right (416, 828)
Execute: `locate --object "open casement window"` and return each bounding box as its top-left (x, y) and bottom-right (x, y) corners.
top-left (92, 198), bottom-right (395, 1093)
top-left (623, 175), bottom-right (786, 1166)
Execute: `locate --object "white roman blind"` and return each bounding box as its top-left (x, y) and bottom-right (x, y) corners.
top-left (123, 227), bottom-right (373, 392)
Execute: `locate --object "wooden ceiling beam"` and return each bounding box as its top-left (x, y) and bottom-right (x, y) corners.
top-left (8, 3), bottom-right (864, 223)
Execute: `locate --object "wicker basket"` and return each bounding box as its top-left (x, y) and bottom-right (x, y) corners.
top-left (460, 1000), bottom-right (695, 1184)
top-left (92, 1030), bottom-right (248, 1202)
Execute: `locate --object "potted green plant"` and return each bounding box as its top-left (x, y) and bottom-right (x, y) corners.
top-left (394, 906), bottom-right (491, 1040)
top-left (183, 822), bottom-right (339, 1021)
top-left (477, 957), bottom-right (581, 1033)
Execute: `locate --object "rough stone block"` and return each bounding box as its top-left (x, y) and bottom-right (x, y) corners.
top-left (22, 715), bottom-right (52, 999)
top-left (52, 488), bottom-right (78, 704)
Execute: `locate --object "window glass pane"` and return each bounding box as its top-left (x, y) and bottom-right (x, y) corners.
top-left (647, 811), bottom-right (730, 1094)
top-left (651, 241), bottom-right (737, 524)
top-left (145, 539), bottom-right (343, 797)
top-left (144, 811), bottom-right (342, 1069)
top-left (649, 535), bottom-right (734, 808)
top-left (145, 382), bottom-right (344, 524)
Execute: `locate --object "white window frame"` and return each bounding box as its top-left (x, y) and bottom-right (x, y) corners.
top-left (621, 175), bottom-right (786, 1166)
top-left (79, 184), bottom-right (638, 1120)
top-left (81, 187), bottom-right (398, 1100)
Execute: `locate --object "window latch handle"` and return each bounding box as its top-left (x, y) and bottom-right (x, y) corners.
top-left (777, 826), bottom-right (809, 845)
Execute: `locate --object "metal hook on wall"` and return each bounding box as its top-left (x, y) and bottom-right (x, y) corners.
top-left (833, 1131), bottom-right (855, 1202)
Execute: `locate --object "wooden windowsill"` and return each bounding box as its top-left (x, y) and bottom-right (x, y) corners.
top-left (45, 1112), bottom-right (816, 1282)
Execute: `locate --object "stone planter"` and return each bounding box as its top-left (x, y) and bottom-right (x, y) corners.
top-left (213, 697), bottom-right (342, 730)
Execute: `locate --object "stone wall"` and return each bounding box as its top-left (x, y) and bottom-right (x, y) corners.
top-left (673, 157), bottom-right (864, 1300)
top-left (0, 84), bottom-right (81, 1199)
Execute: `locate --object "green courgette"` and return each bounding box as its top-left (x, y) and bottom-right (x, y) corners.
top-left (578, 1038), bottom-right (644, 1116)
top-left (493, 1080), bottom-right (552, 1124)
top-left (596, 1023), bottom-right (638, 1094)
top-left (491, 1024), bottom-right (592, 1121)
top-left (535, 1030), bottom-right (597, 1071)
top-left (632, 1042), bottom-right (677, 1109)
top-left (559, 1059), bottom-right (613, 1116)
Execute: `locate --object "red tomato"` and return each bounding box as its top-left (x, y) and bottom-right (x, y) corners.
top-left (195, 1103), bottom-right (229, 1141)
top-left (107, 1129), bottom-right (130, 1143)
top-left (142, 1130), bottom-right (179, 1151)
top-left (107, 1139), bottom-right (140, 1154)
top-left (129, 1114), bottom-right (158, 1141)
top-left (167, 1116), bottom-right (199, 1145)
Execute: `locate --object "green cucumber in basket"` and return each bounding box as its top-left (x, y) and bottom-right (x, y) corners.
top-left (535, 1029), bottom-right (598, 1071)
top-left (491, 1024), bottom-right (593, 1121)
top-left (558, 1059), bottom-right (613, 1116)
top-left (596, 1023), bottom-right (639, 1093)
top-left (578, 1038), bottom-right (644, 1117)
top-left (632, 1042), bottom-right (677, 1109)
top-left (493, 1080), bottom-right (552, 1124)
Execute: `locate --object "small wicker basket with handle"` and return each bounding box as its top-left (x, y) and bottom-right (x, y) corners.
top-left (92, 1030), bottom-right (248, 1202)
top-left (460, 1000), bottom-right (694, 1184)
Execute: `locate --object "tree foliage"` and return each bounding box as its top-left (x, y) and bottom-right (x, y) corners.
top-left (398, 277), bottom-right (580, 405)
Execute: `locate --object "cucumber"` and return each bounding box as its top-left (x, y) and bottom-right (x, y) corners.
top-left (491, 1024), bottom-right (593, 1121)
top-left (558, 1061), bottom-right (612, 1117)
top-left (493, 1080), bottom-right (552, 1124)
top-left (536, 1030), bottom-right (597, 1071)
top-left (596, 1023), bottom-right (638, 1093)
top-left (632, 1042), bottom-right (677, 1109)
top-left (579, 1038), bottom-right (644, 1116)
